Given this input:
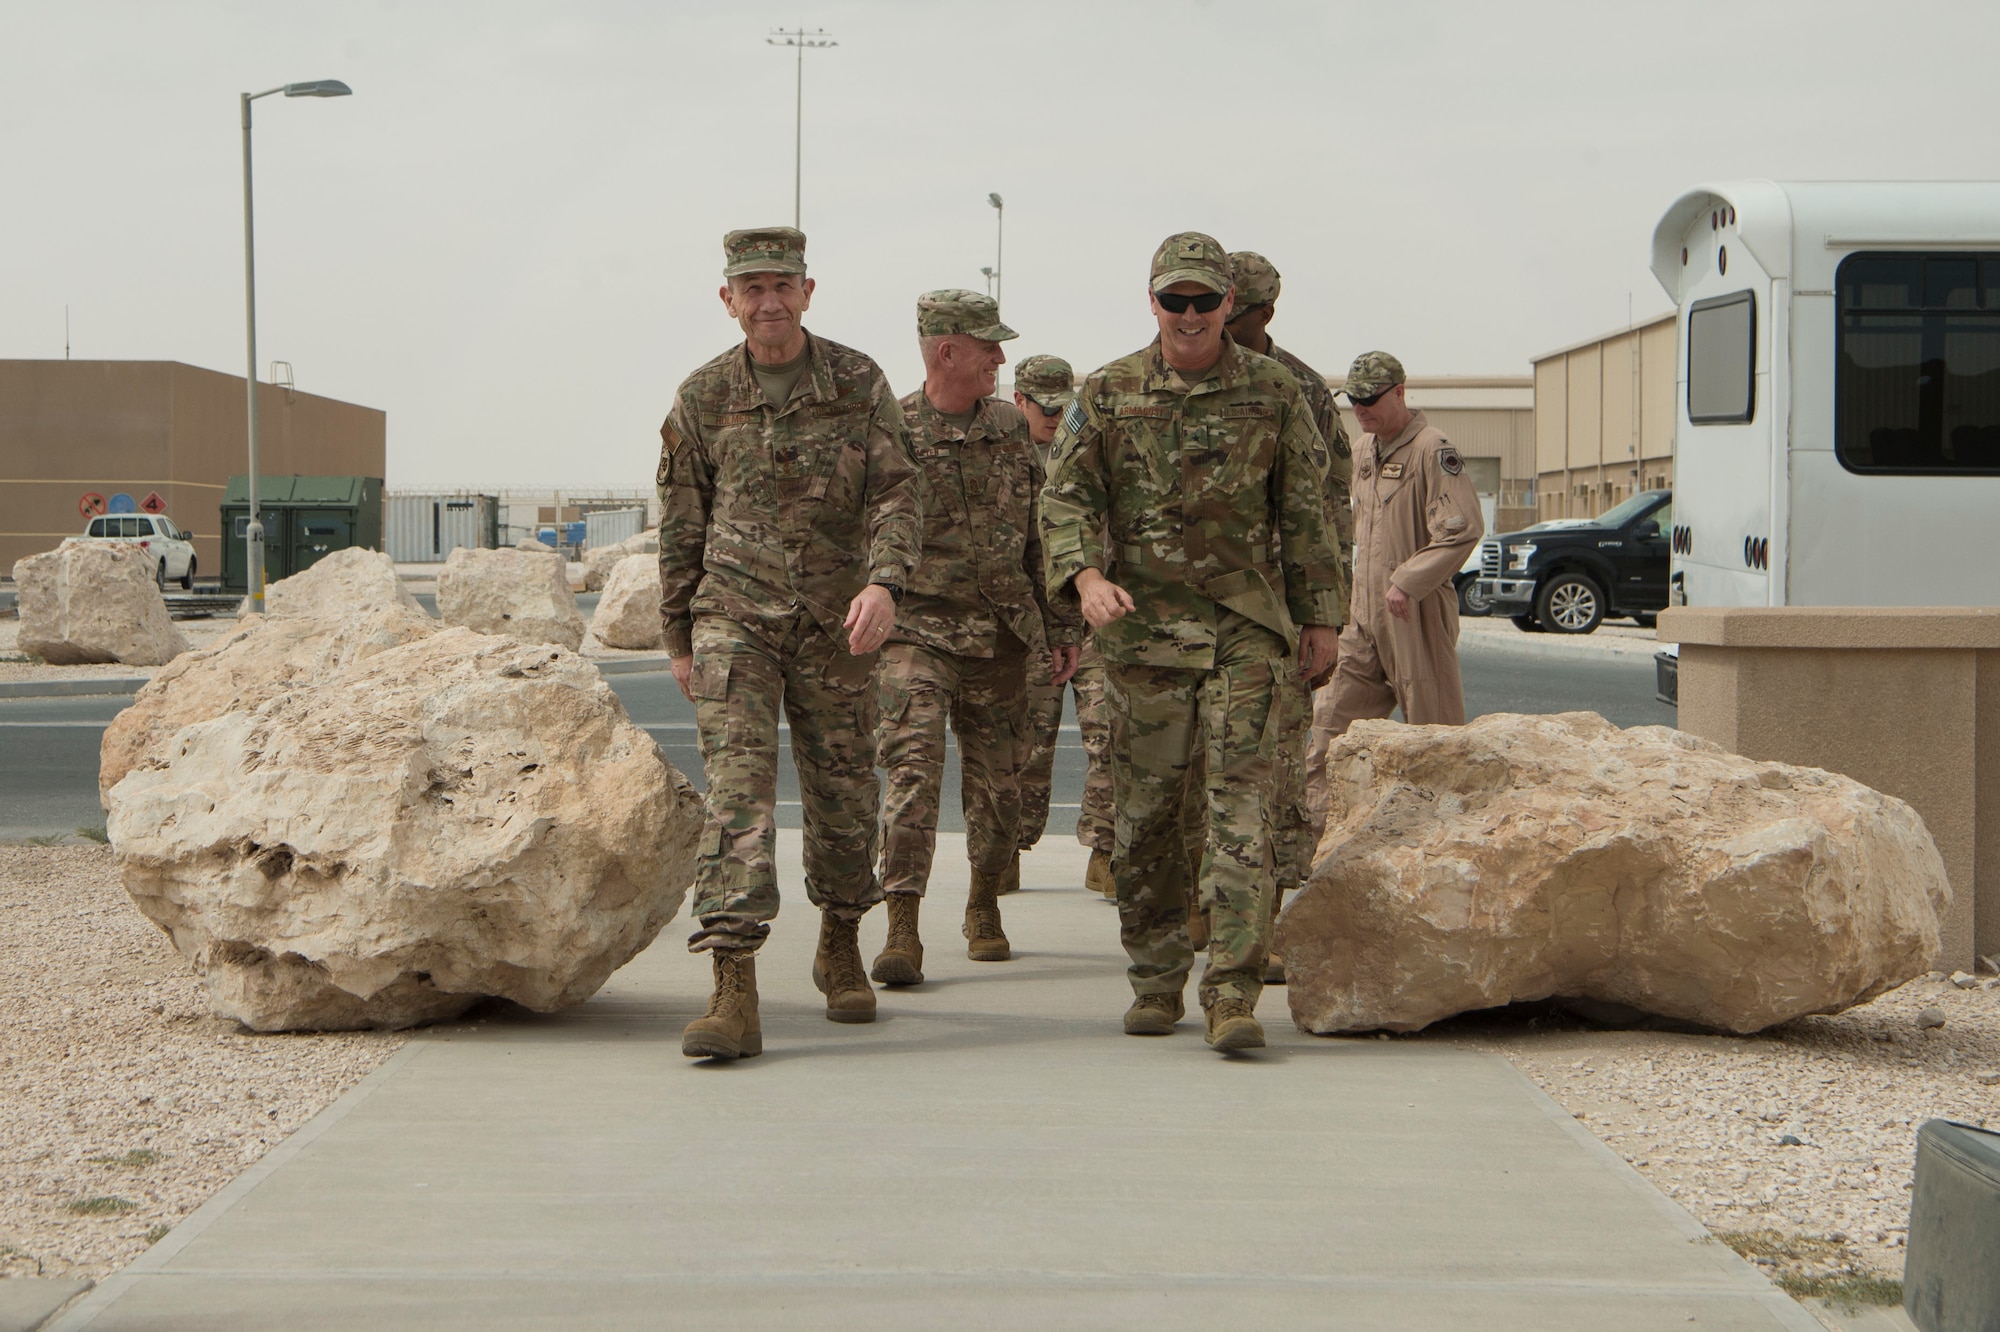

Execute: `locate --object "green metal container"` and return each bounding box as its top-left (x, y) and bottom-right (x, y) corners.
top-left (220, 475), bottom-right (385, 593)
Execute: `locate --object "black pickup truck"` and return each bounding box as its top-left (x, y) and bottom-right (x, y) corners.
top-left (1474, 490), bottom-right (1672, 634)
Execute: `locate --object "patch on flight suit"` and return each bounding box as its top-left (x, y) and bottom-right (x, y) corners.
top-left (1438, 446), bottom-right (1464, 476)
top-left (1380, 461), bottom-right (1405, 480)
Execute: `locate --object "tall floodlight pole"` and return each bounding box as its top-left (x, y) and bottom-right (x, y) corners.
top-left (768, 28), bottom-right (837, 228)
top-left (241, 78), bottom-right (350, 612)
top-left (988, 192), bottom-right (1008, 306)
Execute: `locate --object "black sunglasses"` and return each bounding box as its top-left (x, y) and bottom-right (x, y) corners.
top-left (1345, 387), bottom-right (1392, 407)
top-left (1225, 302), bottom-right (1272, 323)
top-left (1155, 290), bottom-right (1227, 314)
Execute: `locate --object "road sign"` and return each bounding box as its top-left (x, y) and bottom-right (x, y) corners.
top-left (140, 491), bottom-right (167, 514)
top-left (106, 493), bottom-right (137, 515)
top-left (78, 491), bottom-right (106, 518)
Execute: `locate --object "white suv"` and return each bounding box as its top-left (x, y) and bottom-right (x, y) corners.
top-left (80, 514), bottom-right (198, 589)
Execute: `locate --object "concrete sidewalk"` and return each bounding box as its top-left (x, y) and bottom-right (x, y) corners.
top-left (54, 834), bottom-right (1817, 1331)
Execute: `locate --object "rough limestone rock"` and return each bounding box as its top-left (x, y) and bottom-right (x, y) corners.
top-left (107, 627), bottom-right (702, 1031)
top-left (436, 547), bottom-right (584, 650)
top-left (263, 547), bottom-right (424, 619)
top-left (591, 553), bottom-right (663, 650)
top-left (99, 603), bottom-right (438, 801)
top-left (583, 529), bottom-right (658, 591)
top-left (515, 536), bottom-right (554, 552)
top-left (13, 540), bottom-right (188, 666)
top-left (1281, 713), bottom-right (1951, 1036)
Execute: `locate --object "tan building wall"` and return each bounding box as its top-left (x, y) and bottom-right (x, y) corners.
top-left (0, 361), bottom-right (385, 574)
top-left (1532, 314), bottom-right (1676, 521)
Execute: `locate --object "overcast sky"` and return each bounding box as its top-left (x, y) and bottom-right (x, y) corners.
top-left (6, 0), bottom-right (1999, 490)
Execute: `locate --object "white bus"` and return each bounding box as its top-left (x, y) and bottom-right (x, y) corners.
top-left (1650, 180), bottom-right (2000, 609)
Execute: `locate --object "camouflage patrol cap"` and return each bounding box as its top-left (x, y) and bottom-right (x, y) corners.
top-left (1341, 351), bottom-right (1407, 399)
top-left (723, 226), bottom-right (807, 278)
top-left (916, 289), bottom-right (1018, 342)
top-left (1012, 354), bottom-right (1075, 410)
top-left (1228, 251), bottom-right (1281, 306)
top-left (1149, 231), bottom-right (1231, 295)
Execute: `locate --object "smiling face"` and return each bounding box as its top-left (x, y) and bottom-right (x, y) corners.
top-left (720, 271), bottom-right (814, 362)
top-left (1150, 280), bottom-right (1234, 374)
top-left (927, 334), bottom-right (1006, 407)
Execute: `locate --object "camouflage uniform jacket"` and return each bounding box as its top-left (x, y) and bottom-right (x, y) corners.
top-left (894, 390), bottom-right (1077, 658)
top-left (656, 331), bottom-right (922, 656)
top-left (1041, 336), bottom-right (1349, 671)
top-left (1267, 342), bottom-right (1351, 466)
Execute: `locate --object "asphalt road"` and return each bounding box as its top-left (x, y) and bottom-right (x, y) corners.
top-left (0, 636), bottom-right (1668, 840)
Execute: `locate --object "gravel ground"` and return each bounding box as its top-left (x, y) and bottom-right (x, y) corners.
top-left (0, 845), bottom-right (404, 1281)
top-left (1445, 969), bottom-right (2000, 1296)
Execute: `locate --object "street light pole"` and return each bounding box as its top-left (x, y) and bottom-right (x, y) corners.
top-left (988, 192), bottom-right (1004, 309)
top-left (767, 28), bottom-right (837, 229)
top-left (240, 79), bottom-right (350, 612)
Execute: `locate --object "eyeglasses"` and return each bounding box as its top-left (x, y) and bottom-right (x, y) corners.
top-left (1345, 387), bottom-right (1394, 407)
top-left (1027, 396), bottom-right (1067, 416)
top-left (1155, 290), bottom-right (1227, 314)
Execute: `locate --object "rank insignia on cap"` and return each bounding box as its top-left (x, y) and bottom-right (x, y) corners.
top-left (1177, 239), bottom-right (1204, 259)
top-left (1439, 447), bottom-right (1464, 476)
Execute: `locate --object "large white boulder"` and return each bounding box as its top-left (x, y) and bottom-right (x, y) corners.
top-left (436, 547), bottom-right (584, 650)
top-left (261, 547), bottom-right (424, 619)
top-left (583, 529), bottom-right (658, 591)
top-left (13, 540), bottom-right (187, 666)
top-left (591, 553), bottom-right (663, 650)
top-left (1281, 712), bottom-right (1951, 1036)
top-left (99, 602), bottom-right (438, 801)
top-left (107, 627), bottom-right (702, 1031)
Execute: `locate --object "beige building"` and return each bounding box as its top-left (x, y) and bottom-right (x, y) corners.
top-left (0, 360), bottom-right (385, 574)
top-left (1333, 376), bottom-right (1537, 533)
top-left (1531, 313), bottom-right (1676, 521)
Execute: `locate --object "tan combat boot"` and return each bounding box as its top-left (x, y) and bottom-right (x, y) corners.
top-left (997, 856), bottom-right (1022, 895)
top-left (1086, 849), bottom-right (1115, 899)
top-left (812, 912), bottom-right (877, 1023)
top-left (964, 864), bottom-right (1012, 961)
top-left (1122, 991), bottom-right (1184, 1035)
top-left (681, 949), bottom-right (762, 1060)
top-left (1264, 887), bottom-right (1288, 985)
top-left (1204, 995), bottom-right (1265, 1052)
top-left (870, 893), bottom-right (925, 986)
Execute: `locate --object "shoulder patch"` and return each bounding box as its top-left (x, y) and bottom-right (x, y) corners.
top-left (1438, 446), bottom-right (1463, 476)
top-left (1061, 398), bottom-right (1088, 438)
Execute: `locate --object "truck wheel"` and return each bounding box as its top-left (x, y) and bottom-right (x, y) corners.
top-left (1536, 573), bottom-right (1605, 634)
top-left (180, 557), bottom-right (196, 591)
top-left (1511, 614), bottom-right (1545, 634)
top-left (157, 559), bottom-right (170, 591)
top-left (1457, 575), bottom-right (1493, 618)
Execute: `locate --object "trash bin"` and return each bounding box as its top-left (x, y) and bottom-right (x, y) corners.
top-left (220, 475), bottom-right (384, 592)
top-left (1904, 1117), bottom-right (2000, 1331)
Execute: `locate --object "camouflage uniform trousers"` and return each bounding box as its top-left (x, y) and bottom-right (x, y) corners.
top-left (1107, 613), bottom-right (1287, 1007)
top-left (686, 612), bottom-right (883, 951)
top-left (877, 637), bottom-right (1030, 894)
top-left (1017, 641), bottom-right (1115, 853)
top-left (1174, 668), bottom-right (1311, 909)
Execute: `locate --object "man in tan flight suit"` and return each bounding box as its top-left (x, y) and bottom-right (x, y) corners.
top-left (1307, 352), bottom-right (1482, 840)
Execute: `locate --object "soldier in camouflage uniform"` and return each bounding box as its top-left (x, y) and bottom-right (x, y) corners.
top-left (658, 226), bottom-right (923, 1060)
top-left (1042, 232), bottom-right (1347, 1052)
top-left (1224, 251), bottom-right (1356, 983)
top-left (1011, 354), bottom-right (1115, 899)
top-left (869, 292), bottom-right (1079, 984)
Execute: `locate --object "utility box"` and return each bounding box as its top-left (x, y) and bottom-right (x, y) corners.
top-left (220, 475), bottom-right (384, 592)
top-left (1904, 1118), bottom-right (2000, 1332)
top-left (385, 492), bottom-right (499, 562)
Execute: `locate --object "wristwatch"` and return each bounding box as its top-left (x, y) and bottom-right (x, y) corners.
top-left (878, 582), bottom-right (905, 604)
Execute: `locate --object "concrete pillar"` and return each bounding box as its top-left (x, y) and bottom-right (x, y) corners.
top-left (1660, 607), bottom-right (2000, 970)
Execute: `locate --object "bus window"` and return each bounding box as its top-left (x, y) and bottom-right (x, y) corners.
top-left (1688, 290), bottom-right (1756, 424)
top-left (1838, 251), bottom-right (2000, 473)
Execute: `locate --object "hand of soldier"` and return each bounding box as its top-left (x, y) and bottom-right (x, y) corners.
top-left (670, 653), bottom-right (694, 702)
top-left (1050, 643), bottom-right (1080, 686)
top-left (844, 583), bottom-right (898, 655)
top-left (1299, 625), bottom-right (1340, 681)
top-left (1075, 568), bottom-right (1135, 629)
top-left (1385, 584), bottom-right (1413, 622)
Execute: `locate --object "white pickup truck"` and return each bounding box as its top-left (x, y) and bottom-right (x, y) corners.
top-left (80, 513), bottom-right (198, 589)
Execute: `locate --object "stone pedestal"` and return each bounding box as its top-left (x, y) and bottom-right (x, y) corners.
top-left (1659, 605), bottom-right (2000, 969)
